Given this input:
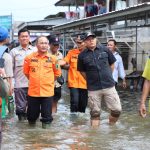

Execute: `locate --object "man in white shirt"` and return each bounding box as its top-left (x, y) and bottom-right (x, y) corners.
top-left (107, 39), bottom-right (126, 88)
top-left (10, 28), bottom-right (36, 121)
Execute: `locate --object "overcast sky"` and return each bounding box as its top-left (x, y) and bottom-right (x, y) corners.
top-left (0, 0), bottom-right (69, 22)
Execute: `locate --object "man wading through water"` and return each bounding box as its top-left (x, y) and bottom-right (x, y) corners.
top-left (77, 32), bottom-right (122, 127)
top-left (10, 28), bottom-right (36, 121)
top-left (23, 36), bottom-right (61, 128)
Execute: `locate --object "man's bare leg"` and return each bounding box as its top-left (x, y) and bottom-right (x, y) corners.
top-left (109, 115), bottom-right (119, 125)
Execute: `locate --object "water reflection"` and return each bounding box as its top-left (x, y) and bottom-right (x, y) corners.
top-left (1, 87), bottom-right (150, 150)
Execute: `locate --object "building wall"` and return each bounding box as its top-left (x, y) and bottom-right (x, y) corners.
top-left (127, 27), bottom-right (150, 71)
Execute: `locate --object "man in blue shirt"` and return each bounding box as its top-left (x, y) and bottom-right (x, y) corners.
top-left (77, 32), bottom-right (122, 127)
top-left (107, 39), bottom-right (126, 88)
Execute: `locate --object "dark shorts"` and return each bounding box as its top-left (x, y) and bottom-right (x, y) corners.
top-left (54, 87), bottom-right (61, 101)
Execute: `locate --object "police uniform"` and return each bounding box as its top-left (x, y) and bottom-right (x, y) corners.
top-left (10, 45), bottom-right (36, 119)
top-left (49, 50), bottom-right (63, 101)
top-left (77, 44), bottom-right (122, 120)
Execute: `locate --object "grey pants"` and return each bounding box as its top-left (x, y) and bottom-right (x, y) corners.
top-left (14, 88), bottom-right (28, 115)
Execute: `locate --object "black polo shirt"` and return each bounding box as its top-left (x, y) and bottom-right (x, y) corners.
top-left (77, 44), bottom-right (116, 91)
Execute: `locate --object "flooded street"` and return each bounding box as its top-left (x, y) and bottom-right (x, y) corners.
top-left (1, 85), bottom-right (150, 150)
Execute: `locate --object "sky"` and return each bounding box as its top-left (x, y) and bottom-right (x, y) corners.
top-left (0, 0), bottom-right (69, 22)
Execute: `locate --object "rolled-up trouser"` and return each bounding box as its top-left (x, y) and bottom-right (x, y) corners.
top-left (70, 88), bottom-right (88, 113)
top-left (88, 86), bottom-right (122, 120)
top-left (14, 88), bottom-right (28, 116)
top-left (27, 96), bottom-right (53, 123)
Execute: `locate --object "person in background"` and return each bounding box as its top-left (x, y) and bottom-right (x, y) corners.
top-left (139, 57), bottom-right (150, 118)
top-left (0, 26), bottom-right (13, 146)
top-left (23, 36), bottom-right (61, 128)
top-left (99, 1), bottom-right (107, 14)
top-left (85, 1), bottom-right (99, 17)
top-left (77, 32), bottom-right (122, 127)
top-left (48, 36), bottom-right (63, 113)
top-left (10, 28), bottom-right (36, 121)
top-left (107, 39), bottom-right (126, 88)
top-left (59, 35), bottom-right (88, 113)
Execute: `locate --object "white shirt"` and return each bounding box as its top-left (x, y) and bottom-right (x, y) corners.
top-left (113, 51), bottom-right (126, 83)
top-left (10, 45), bottom-right (36, 88)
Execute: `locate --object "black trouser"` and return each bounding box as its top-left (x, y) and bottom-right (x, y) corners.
top-left (70, 88), bottom-right (88, 113)
top-left (27, 96), bottom-right (53, 123)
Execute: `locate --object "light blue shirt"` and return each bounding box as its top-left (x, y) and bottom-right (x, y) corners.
top-left (113, 51), bottom-right (126, 83)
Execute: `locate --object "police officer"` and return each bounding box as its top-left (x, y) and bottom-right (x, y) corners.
top-left (77, 32), bottom-right (122, 127)
top-left (48, 36), bottom-right (63, 113)
top-left (10, 28), bottom-right (36, 121)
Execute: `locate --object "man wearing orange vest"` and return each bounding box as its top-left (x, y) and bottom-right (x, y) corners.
top-left (23, 36), bottom-right (61, 128)
top-left (60, 35), bottom-right (88, 113)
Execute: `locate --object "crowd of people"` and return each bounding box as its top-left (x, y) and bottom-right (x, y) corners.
top-left (0, 25), bottom-right (150, 146)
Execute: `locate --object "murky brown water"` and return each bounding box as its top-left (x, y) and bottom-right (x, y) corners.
top-left (1, 86), bottom-right (150, 150)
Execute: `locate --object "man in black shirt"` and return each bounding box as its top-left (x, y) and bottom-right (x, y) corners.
top-left (77, 32), bottom-right (122, 127)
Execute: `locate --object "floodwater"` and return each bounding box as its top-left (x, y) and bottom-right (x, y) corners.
top-left (1, 85), bottom-right (150, 150)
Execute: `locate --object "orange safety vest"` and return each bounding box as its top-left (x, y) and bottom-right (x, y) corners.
top-left (64, 49), bottom-right (87, 89)
top-left (23, 52), bottom-right (61, 97)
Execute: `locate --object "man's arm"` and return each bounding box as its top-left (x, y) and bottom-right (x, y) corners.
top-left (110, 63), bottom-right (115, 72)
top-left (80, 71), bottom-right (87, 80)
top-left (53, 58), bottom-right (62, 80)
top-left (23, 57), bottom-right (30, 80)
top-left (139, 79), bottom-right (150, 118)
top-left (58, 60), bottom-right (69, 70)
top-left (118, 56), bottom-right (126, 88)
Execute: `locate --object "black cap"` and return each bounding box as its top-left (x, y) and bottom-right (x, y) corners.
top-left (82, 32), bottom-right (96, 40)
top-left (75, 34), bottom-right (85, 43)
top-left (48, 36), bottom-right (60, 45)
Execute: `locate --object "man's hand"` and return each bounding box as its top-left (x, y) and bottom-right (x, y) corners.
top-left (139, 103), bottom-right (147, 118)
top-left (0, 68), bottom-right (6, 77)
top-left (122, 81), bottom-right (127, 89)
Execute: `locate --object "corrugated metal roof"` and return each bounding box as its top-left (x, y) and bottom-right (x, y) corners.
top-left (55, 0), bottom-right (84, 6)
top-left (18, 17), bottom-right (68, 31)
top-left (53, 3), bottom-right (150, 31)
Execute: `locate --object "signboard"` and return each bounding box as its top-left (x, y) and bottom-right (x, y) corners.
top-left (0, 15), bottom-right (12, 31)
